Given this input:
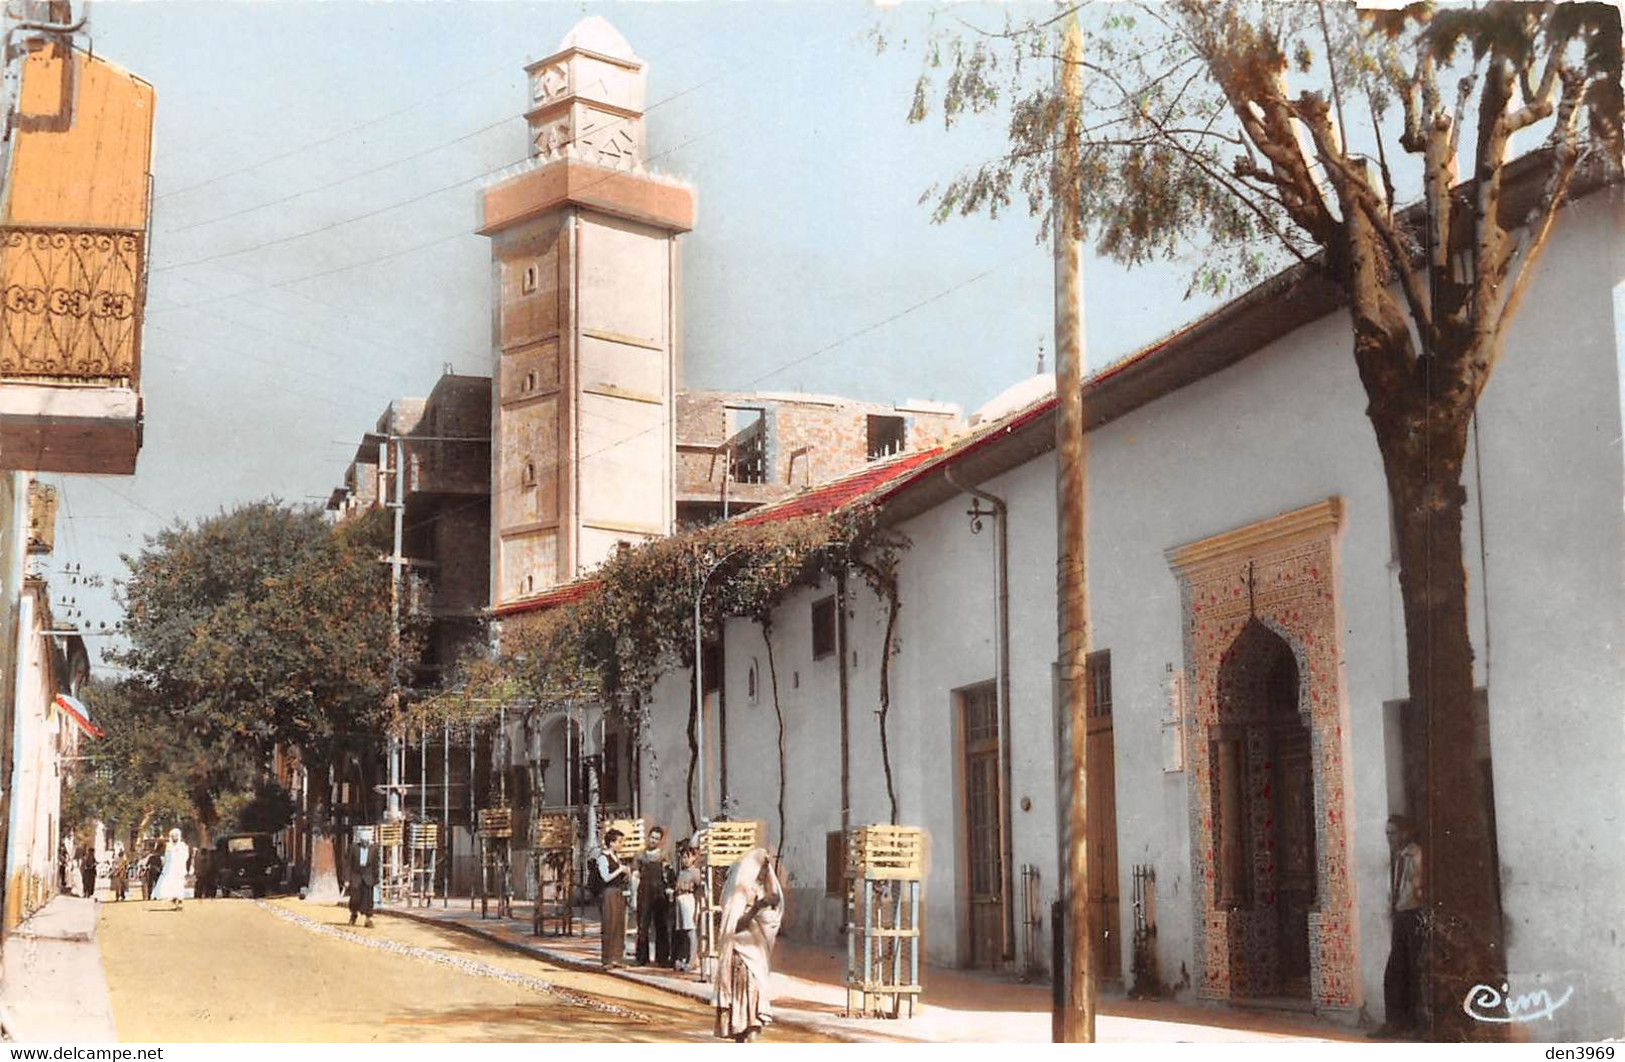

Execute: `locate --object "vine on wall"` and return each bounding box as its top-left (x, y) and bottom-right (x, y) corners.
top-left (415, 505), bottom-right (911, 845)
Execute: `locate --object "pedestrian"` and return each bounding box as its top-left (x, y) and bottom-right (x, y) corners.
top-left (635, 825), bottom-right (675, 967)
top-left (595, 828), bottom-right (630, 969)
top-left (58, 838), bottom-right (71, 894)
top-left (674, 842), bottom-right (702, 974)
top-left (193, 844), bottom-right (216, 900)
top-left (712, 846), bottom-right (783, 1043)
top-left (152, 828), bottom-right (190, 910)
top-left (346, 836), bottom-right (378, 928)
top-left (111, 852), bottom-right (129, 902)
top-left (141, 845), bottom-right (160, 900)
top-left (1371, 814), bottom-right (1426, 1038)
top-left (79, 848), bottom-right (98, 899)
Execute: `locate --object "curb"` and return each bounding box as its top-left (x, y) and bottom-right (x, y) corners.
top-left (378, 906), bottom-right (884, 1043)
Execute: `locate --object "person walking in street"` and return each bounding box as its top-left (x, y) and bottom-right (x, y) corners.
top-left (58, 839), bottom-right (71, 894)
top-left (1371, 814), bottom-right (1425, 1038)
top-left (346, 836), bottom-right (378, 928)
top-left (596, 829), bottom-right (630, 969)
top-left (635, 825), bottom-right (675, 967)
top-left (712, 846), bottom-right (783, 1043)
top-left (79, 848), bottom-right (98, 899)
top-left (152, 828), bottom-right (190, 910)
top-left (674, 842), bottom-right (702, 975)
top-left (111, 851), bottom-right (130, 902)
top-left (141, 844), bottom-right (161, 900)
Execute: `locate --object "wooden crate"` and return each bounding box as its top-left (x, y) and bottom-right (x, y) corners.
top-left (534, 812), bottom-right (576, 850)
top-left (847, 824), bottom-right (925, 882)
top-left (375, 822), bottom-right (403, 847)
top-left (407, 821), bottom-right (439, 850)
top-left (478, 806), bottom-right (512, 839)
top-left (600, 817), bottom-right (644, 858)
top-left (706, 820), bottom-right (765, 867)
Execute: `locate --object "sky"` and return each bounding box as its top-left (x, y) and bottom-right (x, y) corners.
top-left (41, 1), bottom-right (1226, 658)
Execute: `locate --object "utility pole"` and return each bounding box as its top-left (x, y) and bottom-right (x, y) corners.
top-left (383, 435), bottom-right (405, 826)
top-left (1053, 14), bottom-right (1095, 1044)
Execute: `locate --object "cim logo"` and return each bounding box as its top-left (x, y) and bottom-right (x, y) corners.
top-left (1463, 982), bottom-right (1576, 1024)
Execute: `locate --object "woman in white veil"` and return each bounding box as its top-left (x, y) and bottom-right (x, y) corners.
top-left (712, 846), bottom-right (783, 1042)
top-left (152, 828), bottom-right (190, 910)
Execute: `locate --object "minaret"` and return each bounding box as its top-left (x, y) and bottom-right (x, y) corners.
top-left (480, 18), bottom-right (694, 607)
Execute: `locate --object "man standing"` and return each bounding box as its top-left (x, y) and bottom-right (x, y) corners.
top-left (1372, 814), bottom-right (1425, 1038)
top-left (635, 825), bottom-right (674, 967)
top-left (79, 848), bottom-right (98, 899)
top-left (596, 829), bottom-right (630, 968)
top-left (347, 836), bottom-right (378, 928)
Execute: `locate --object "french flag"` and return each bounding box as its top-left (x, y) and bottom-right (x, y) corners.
top-left (54, 693), bottom-right (104, 739)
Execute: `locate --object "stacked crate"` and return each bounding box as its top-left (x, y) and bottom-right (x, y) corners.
top-left (845, 824), bottom-right (925, 1019)
top-left (534, 812), bottom-right (577, 936)
top-left (477, 805), bottom-right (513, 919)
top-left (375, 821), bottom-right (406, 905)
top-left (407, 821), bottom-right (440, 906)
top-left (699, 820), bottom-right (766, 978)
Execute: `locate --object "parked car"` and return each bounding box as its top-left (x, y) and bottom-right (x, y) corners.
top-left (213, 833), bottom-right (284, 897)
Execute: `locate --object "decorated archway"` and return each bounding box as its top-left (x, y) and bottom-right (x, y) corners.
top-left (1168, 498), bottom-right (1358, 1011)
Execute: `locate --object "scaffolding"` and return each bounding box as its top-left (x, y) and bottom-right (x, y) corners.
top-left (845, 824), bottom-right (925, 1019)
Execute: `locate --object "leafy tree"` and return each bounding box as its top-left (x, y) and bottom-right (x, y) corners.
top-left (60, 678), bottom-right (229, 846)
top-left (895, 0), bottom-right (1621, 1040)
top-left (115, 501), bottom-right (416, 882)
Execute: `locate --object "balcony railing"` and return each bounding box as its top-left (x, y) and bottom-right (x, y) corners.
top-left (0, 226), bottom-right (144, 382)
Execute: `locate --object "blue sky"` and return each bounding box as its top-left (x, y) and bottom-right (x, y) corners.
top-left (46, 1), bottom-right (1221, 652)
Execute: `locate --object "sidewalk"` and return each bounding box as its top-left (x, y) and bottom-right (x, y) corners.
top-left (0, 896), bottom-right (117, 1042)
top-left (374, 896), bottom-right (1364, 1043)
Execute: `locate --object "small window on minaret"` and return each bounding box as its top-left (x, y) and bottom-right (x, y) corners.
top-left (524, 371), bottom-right (537, 393)
top-left (522, 461), bottom-right (537, 487)
top-left (525, 574), bottom-right (535, 595)
top-left (521, 265), bottom-right (538, 295)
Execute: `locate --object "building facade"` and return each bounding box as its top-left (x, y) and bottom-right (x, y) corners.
top-left (632, 188), bottom-right (1625, 1040)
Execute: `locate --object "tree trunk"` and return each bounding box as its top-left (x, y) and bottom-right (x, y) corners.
top-left (1384, 418), bottom-right (1507, 1042)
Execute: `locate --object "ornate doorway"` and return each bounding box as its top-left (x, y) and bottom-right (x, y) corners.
top-left (1168, 498), bottom-right (1358, 1012)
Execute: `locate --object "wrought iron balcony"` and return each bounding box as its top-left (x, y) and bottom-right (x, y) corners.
top-left (0, 225), bottom-right (144, 382)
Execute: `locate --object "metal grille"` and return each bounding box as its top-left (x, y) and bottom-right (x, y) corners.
top-left (0, 227), bottom-right (143, 380)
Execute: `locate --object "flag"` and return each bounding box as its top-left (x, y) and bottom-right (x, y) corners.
top-left (54, 693), bottom-right (104, 739)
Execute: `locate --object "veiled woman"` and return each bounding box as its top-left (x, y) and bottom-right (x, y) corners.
top-left (712, 846), bottom-right (783, 1042)
top-left (152, 828), bottom-right (190, 910)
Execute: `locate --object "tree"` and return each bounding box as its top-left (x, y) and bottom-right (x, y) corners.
top-left (60, 678), bottom-right (212, 846)
top-left (115, 501), bottom-right (415, 884)
top-left (896, 0), bottom-right (1621, 1041)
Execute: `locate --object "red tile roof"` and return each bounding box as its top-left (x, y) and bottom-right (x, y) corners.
top-left (736, 447), bottom-right (945, 525)
top-left (490, 578), bottom-right (601, 618)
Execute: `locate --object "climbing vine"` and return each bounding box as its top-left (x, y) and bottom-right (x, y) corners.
top-left (412, 504), bottom-right (911, 844)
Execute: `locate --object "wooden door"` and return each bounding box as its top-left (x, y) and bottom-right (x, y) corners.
top-left (1272, 722), bottom-right (1315, 997)
top-left (1086, 652), bottom-right (1122, 984)
top-left (961, 685), bottom-right (1005, 967)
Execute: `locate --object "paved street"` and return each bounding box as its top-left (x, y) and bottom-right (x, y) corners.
top-left (96, 897), bottom-right (835, 1043)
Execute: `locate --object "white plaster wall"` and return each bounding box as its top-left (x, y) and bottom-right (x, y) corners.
top-left (1086, 305), bottom-right (1395, 1011)
top-left (1468, 191), bottom-right (1625, 1040)
top-left (629, 202), bottom-right (1623, 1035)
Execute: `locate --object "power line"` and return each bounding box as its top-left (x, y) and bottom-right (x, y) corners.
top-left (396, 250), bottom-right (1025, 540)
top-left (155, 66), bottom-right (517, 203)
top-left (148, 23), bottom-right (851, 278)
top-left (151, 20), bottom-right (722, 207)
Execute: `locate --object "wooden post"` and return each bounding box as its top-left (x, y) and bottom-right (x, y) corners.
top-left (1053, 13), bottom-right (1095, 1044)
